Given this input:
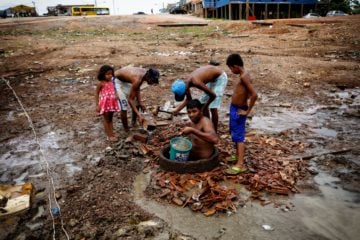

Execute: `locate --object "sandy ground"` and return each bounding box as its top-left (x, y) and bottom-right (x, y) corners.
top-left (0, 14), bottom-right (359, 239)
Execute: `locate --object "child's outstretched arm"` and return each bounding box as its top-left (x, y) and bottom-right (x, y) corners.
top-left (180, 120), bottom-right (219, 144)
top-left (173, 88), bottom-right (192, 115)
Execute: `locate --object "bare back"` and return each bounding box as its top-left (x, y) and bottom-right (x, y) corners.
top-left (189, 65), bottom-right (223, 86)
top-left (114, 66), bottom-right (146, 87)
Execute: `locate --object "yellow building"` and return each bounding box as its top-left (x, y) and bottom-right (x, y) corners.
top-left (7, 5), bottom-right (37, 17)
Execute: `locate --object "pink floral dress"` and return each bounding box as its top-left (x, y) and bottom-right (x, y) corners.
top-left (98, 81), bottom-right (120, 115)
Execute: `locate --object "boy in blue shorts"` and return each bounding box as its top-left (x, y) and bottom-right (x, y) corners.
top-left (226, 53), bottom-right (258, 174)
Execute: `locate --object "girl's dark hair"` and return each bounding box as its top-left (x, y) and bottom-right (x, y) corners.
top-left (226, 53), bottom-right (244, 67)
top-left (186, 99), bottom-right (202, 110)
top-left (97, 65), bottom-right (114, 81)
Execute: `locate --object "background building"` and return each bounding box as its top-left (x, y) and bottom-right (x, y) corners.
top-left (3, 4), bottom-right (37, 17)
top-left (184, 0), bottom-right (319, 20)
top-left (46, 4), bottom-right (109, 16)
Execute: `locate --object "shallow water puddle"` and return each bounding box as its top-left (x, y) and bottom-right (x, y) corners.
top-left (0, 129), bottom-right (83, 182)
top-left (65, 163), bottom-right (82, 176)
top-left (134, 171), bottom-right (359, 240)
top-left (250, 110), bottom-right (313, 133)
top-left (293, 172), bottom-right (360, 240)
top-left (310, 127), bottom-right (337, 138)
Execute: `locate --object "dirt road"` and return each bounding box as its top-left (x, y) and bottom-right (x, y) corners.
top-left (0, 14), bottom-right (359, 239)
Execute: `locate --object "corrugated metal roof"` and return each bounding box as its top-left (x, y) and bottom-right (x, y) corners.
top-left (186, 0), bottom-right (202, 4)
top-left (10, 5), bottom-right (34, 11)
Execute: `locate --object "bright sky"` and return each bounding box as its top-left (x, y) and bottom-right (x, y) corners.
top-left (0, 0), bottom-right (178, 15)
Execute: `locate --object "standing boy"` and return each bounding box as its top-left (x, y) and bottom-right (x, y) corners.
top-left (226, 53), bottom-right (258, 174)
top-left (180, 99), bottom-right (219, 160)
top-left (171, 65), bottom-right (228, 132)
top-left (114, 66), bottom-right (159, 131)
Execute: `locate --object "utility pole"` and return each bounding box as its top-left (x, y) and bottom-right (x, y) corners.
top-left (31, 1), bottom-right (36, 16)
top-left (246, 0), bottom-right (249, 20)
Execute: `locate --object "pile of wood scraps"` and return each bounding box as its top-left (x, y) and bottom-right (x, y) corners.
top-left (151, 169), bottom-right (238, 216)
top-left (142, 123), bottom-right (308, 215)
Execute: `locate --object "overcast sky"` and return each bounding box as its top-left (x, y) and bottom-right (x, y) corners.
top-left (0, 0), bottom-right (178, 15)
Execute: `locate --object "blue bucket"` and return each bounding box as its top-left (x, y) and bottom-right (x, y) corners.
top-left (169, 137), bottom-right (192, 162)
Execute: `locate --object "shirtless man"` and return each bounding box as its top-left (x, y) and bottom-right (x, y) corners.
top-left (171, 65), bottom-right (228, 132)
top-left (114, 66), bottom-right (159, 130)
top-left (226, 53), bottom-right (258, 174)
top-left (180, 99), bottom-right (219, 160)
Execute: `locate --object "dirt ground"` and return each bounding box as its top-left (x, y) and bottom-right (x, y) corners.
top-left (0, 14), bottom-right (359, 239)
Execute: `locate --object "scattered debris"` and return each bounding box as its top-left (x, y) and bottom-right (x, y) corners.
top-left (157, 23), bottom-right (208, 27)
top-left (142, 113), bottom-right (156, 131)
top-left (228, 35), bottom-right (250, 38)
top-left (262, 224), bottom-right (274, 231)
top-left (287, 24), bottom-right (306, 28)
top-left (252, 21), bottom-right (273, 26)
top-left (0, 183), bottom-right (34, 218)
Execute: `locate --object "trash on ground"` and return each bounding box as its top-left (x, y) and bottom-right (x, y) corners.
top-left (262, 224), bottom-right (274, 231)
top-left (0, 183), bottom-right (34, 218)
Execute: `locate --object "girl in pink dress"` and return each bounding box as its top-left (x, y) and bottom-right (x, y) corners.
top-left (95, 65), bottom-right (120, 142)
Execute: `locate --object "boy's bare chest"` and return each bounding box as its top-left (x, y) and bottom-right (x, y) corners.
top-left (234, 81), bottom-right (246, 95)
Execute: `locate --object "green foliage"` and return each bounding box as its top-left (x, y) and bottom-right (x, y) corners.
top-left (352, 0), bottom-right (360, 14)
top-left (317, 0), bottom-right (352, 15)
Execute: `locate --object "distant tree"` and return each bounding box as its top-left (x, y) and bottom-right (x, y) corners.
top-left (317, 0), bottom-right (352, 15)
top-left (330, 0), bottom-right (352, 12)
top-left (352, 0), bottom-right (360, 14)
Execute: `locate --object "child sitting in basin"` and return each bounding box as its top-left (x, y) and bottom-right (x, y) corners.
top-left (180, 99), bottom-right (219, 160)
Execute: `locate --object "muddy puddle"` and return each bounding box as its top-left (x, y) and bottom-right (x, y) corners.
top-left (0, 122), bottom-right (105, 187)
top-left (134, 170), bottom-right (359, 240)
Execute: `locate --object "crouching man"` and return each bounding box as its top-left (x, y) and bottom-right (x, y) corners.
top-left (180, 99), bottom-right (219, 160)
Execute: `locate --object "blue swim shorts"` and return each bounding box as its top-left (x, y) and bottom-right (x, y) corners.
top-left (229, 104), bottom-right (248, 143)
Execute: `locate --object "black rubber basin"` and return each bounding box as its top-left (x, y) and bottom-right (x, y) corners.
top-left (159, 145), bottom-right (219, 174)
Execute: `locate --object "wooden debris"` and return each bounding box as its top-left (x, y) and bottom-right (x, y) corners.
top-left (139, 144), bottom-right (151, 155)
top-left (157, 23), bottom-right (208, 27)
top-left (133, 133), bottom-right (148, 143)
top-left (287, 24), bottom-right (306, 28)
top-left (252, 21), bottom-right (273, 26)
top-left (0, 183), bottom-right (34, 218)
top-left (146, 122), bottom-right (309, 216)
top-left (228, 34), bottom-right (250, 38)
top-left (142, 113), bottom-right (156, 131)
